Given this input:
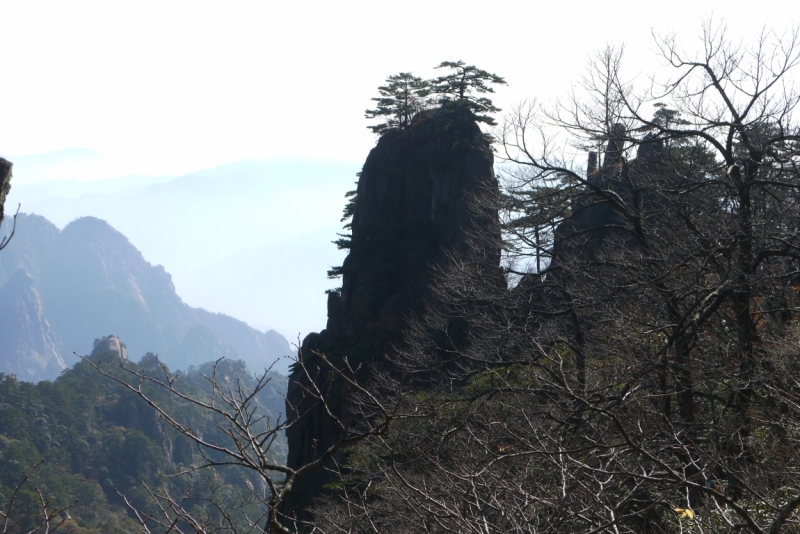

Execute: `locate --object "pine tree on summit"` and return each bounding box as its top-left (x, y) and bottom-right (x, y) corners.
top-left (431, 60), bottom-right (506, 124)
top-left (364, 72), bottom-right (431, 134)
top-left (365, 62), bottom-right (506, 134)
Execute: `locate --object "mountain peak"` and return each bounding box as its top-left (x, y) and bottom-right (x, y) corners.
top-left (0, 213), bottom-right (293, 381)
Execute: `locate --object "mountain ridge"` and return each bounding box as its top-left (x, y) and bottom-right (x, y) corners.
top-left (0, 213), bottom-right (294, 381)
top-left (6, 158), bottom-right (359, 336)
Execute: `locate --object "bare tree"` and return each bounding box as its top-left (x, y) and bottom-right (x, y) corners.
top-left (80, 351), bottom-right (400, 534)
top-left (310, 21), bottom-right (800, 533)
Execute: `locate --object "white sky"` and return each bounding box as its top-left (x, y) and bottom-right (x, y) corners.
top-left (2, 0), bottom-right (796, 179)
top-left (0, 0), bottom-right (797, 342)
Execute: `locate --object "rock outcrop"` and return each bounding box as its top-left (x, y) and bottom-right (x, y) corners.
top-left (282, 107), bottom-right (499, 515)
top-left (89, 334), bottom-right (128, 361)
top-left (553, 127), bottom-right (666, 263)
top-left (0, 158), bottom-right (11, 228)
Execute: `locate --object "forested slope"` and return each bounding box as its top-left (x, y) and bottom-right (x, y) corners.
top-left (0, 340), bottom-right (287, 533)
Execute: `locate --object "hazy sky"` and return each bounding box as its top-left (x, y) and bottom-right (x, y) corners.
top-left (2, 0), bottom-right (796, 179)
top-left (1, 1), bottom-right (797, 342)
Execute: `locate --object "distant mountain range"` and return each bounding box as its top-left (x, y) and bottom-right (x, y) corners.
top-left (0, 213), bottom-right (295, 381)
top-left (6, 157), bottom-right (355, 337)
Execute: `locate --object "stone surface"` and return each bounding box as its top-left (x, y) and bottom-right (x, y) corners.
top-left (90, 334), bottom-right (128, 361)
top-left (282, 107), bottom-right (499, 516)
top-left (0, 158), bottom-right (11, 228)
top-left (0, 270), bottom-right (67, 381)
top-left (553, 128), bottom-right (666, 263)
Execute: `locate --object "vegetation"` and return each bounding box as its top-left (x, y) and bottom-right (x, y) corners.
top-left (430, 60), bottom-right (506, 124)
top-left (364, 60), bottom-right (506, 134)
top-left (327, 180), bottom-right (358, 284)
top-left (0, 352), bottom-right (287, 533)
top-left (7, 20), bottom-right (800, 534)
top-left (310, 22), bottom-right (800, 533)
top-left (364, 74), bottom-right (431, 134)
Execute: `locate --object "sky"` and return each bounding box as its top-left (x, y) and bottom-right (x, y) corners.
top-left (0, 0), bottom-right (797, 339)
top-left (3, 0), bottom-right (796, 177)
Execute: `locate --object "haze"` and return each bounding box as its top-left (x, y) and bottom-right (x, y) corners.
top-left (0, 0), bottom-right (795, 339)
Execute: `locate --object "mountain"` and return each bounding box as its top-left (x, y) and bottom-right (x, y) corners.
top-left (0, 270), bottom-right (66, 382)
top-left (282, 106), bottom-right (499, 515)
top-left (7, 157), bottom-right (358, 337)
top-left (0, 349), bottom-right (287, 532)
top-left (180, 227), bottom-right (346, 340)
top-left (0, 213), bottom-right (294, 380)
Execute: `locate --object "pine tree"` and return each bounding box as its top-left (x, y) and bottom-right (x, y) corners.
top-left (431, 60), bottom-right (506, 124)
top-left (364, 73), bottom-right (431, 134)
top-left (328, 179), bottom-right (359, 283)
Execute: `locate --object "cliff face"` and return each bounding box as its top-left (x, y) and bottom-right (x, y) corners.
top-left (0, 270), bottom-right (66, 381)
top-left (89, 334), bottom-right (128, 361)
top-left (335, 107), bottom-right (499, 354)
top-left (283, 108), bottom-right (499, 514)
top-left (0, 158), bottom-right (11, 228)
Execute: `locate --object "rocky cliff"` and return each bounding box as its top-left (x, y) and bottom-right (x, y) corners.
top-left (551, 127), bottom-right (666, 266)
top-left (282, 107), bottom-right (499, 515)
top-left (89, 334), bottom-right (128, 361)
top-left (0, 158), bottom-right (11, 228)
top-left (0, 270), bottom-right (66, 381)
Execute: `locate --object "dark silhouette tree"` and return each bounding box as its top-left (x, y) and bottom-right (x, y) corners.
top-left (431, 60), bottom-right (507, 124)
top-left (365, 62), bottom-right (507, 134)
top-left (364, 72), bottom-right (431, 134)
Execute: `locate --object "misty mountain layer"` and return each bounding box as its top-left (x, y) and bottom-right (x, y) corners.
top-left (7, 157), bottom-right (356, 336)
top-left (0, 213), bottom-right (294, 381)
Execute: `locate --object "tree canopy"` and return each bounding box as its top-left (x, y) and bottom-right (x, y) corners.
top-left (364, 73), bottom-right (430, 134)
top-left (364, 61), bottom-right (506, 133)
top-left (431, 60), bottom-right (507, 124)
top-left (0, 356), bottom-right (287, 533)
